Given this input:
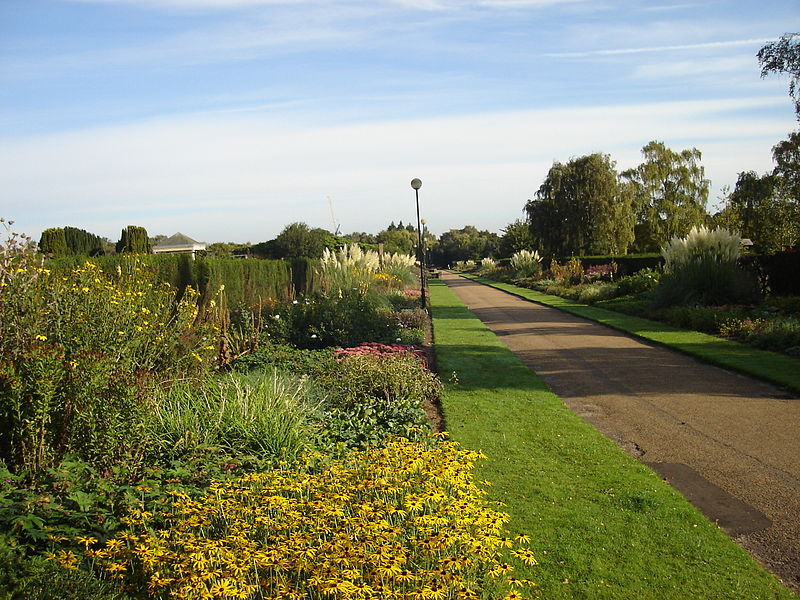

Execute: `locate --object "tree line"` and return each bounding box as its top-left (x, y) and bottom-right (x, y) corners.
top-left (524, 135), bottom-right (799, 257)
top-left (36, 34), bottom-right (800, 266)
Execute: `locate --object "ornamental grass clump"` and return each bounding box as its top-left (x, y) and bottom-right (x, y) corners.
top-left (146, 370), bottom-right (320, 463)
top-left (316, 245), bottom-right (415, 295)
top-left (54, 435), bottom-right (537, 600)
top-left (655, 226), bottom-right (760, 307)
top-left (510, 250), bottom-right (541, 279)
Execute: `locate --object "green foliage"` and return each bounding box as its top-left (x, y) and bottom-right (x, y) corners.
top-left (499, 219), bottom-right (535, 258)
top-left (720, 316), bottom-right (800, 356)
top-left (616, 268), bottom-right (661, 295)
top-left (526, 153), bottom-right (634, 256)
top-left (758, 33), bottom-right (800, 118)
top-left (272, 222), bottom-right (328, 259)
top-left (772, 130), bottom-right (800, 206)
top-left (577, 282), bottom-right (619, 304)
top-left (232, 343), bottom-right (336, 375)
top-left (0, 554), bottom-right (132, 600)
top-left (146, 370), bottom-right (320, 463)
top-left (714, 170), bottom-right (799, 253)
top-left (0, 257), bottom-right (218, 474)
top-left (376, 228), bottom-right (417, 255)
top-left (46, 253), bottom-right (294, 310)
top-left (312, 353), bottom-right (440, 447)
top-left (549, 256), bottom-right (584, 286)
top-left (63, 227), bottom-right (105, 256)
top-left (623, 141), bottom-right (709, 252)
top-left (264, 291), bottom-right (400, 349)
top-left (115, 225), bottom-right (150, 254)
top-left (432, 225), bottom-right (500, 266)
top-left (38, 228), bottom-right (69, 257)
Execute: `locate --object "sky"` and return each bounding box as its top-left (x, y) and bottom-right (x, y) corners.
top-left (1, 0), bottom-right (798, 244)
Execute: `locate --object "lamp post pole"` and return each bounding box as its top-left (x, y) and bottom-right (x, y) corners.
top-left (410, 178), bottom-right (425, 309)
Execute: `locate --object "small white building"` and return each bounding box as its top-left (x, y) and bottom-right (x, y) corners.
top-left (152, 232), bottom-right (207, 259)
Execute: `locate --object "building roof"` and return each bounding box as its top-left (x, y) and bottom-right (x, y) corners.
top-left (153, 232), bottom-right (207, 252)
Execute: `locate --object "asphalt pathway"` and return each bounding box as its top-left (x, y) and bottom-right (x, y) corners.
top-left (441, 272), bottom-right (800, 590)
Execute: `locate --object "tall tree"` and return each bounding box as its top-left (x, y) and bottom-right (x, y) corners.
top-left (758, 33), bottom-right (800, 119)
top-left (63, 226), bottom-right (104, 256)
top-left (433, 226), bottom-right (500, 265)
top-left (272, 222), bottom-right (327, 259)
top-left (116, 225), bottom-right (151, 254)
top-left (39, 228), bottom-right (69, 257)
top-left (713, 171), bottom-right (799, 253)
top-left (525, 153), bottom-right (634, 257)
top-left (377, 228), bottom-right (416, 255)
top-left (622, 141), bottom-right (709, 252)
top-left (499, 219), bottom-right (535, 258)
top-left (772, 130), bottom-right (800, 201)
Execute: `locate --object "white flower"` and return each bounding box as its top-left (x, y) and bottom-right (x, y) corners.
top-left (311, 334), bottom-right (318, 339)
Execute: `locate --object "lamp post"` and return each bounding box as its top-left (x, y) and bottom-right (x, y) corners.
top-left (421, 218), bottom-right (428, 269)
top-left (410, 178), bottom-right (425, 309)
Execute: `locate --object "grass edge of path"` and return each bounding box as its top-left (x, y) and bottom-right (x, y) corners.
top-left (429, 277), bottom-right (797, 600)
top-left (456, 272), bottom-right (800, 395)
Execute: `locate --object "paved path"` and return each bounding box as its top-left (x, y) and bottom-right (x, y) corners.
top-left (441, 272), bottom-right (800, 590)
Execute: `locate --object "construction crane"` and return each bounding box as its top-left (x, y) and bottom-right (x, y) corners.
top-left (327, 196), bottom-right (341, 236)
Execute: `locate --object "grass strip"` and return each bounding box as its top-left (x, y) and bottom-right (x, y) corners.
top-left (429, 278), bottom-right (796, 600)
top-left (458, 273), bottom-right (800, 395)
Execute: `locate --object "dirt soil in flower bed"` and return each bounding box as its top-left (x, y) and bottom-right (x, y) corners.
top-left (439, 271), bottom-right (800, 592)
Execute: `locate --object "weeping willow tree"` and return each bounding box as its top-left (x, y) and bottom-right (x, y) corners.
top-left (525, 153), bottom-right (634, 258)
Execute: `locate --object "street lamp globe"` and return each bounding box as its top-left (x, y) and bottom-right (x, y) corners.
top-left (411, 178), bottom-right (422, 190)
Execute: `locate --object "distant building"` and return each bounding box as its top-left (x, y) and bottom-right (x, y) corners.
top-left (152, 232), bottom-right (207, 258)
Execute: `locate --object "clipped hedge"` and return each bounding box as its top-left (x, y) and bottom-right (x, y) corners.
top-left (47, 254), bottom-right (294, 308)
top-left (740, 252), bottom-right (800, 296)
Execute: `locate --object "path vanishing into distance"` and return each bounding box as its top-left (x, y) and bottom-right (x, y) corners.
top-left (440, 271), bottom-right (800, 590)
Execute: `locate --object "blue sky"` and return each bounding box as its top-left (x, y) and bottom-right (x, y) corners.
top-left (1, 0), bottom-right (797, 244)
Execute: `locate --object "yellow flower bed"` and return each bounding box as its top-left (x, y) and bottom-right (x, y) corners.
top-left (58, 435), bottom-right (536, 600)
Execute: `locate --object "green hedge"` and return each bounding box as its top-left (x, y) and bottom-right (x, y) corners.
top-left (46, 255), bottom-right (295, 308)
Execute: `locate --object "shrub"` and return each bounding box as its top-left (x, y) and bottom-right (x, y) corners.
top-left (660, 306), bottom-right (747, 334)
top-left (577, 282), bottom-right (620, 304)
top-left (549, 256), bottom-right (583, 285)
top-left (584, 262), bottom-right (617, 282)
top-left (617, 268), bottom-right (661, 296)
top-left (313, 353), bottom-right (442, 447)
top-left (719, 316), bottom-right (800, 355)
top-left (655, 226), bottom-right (760, 307)
top-left (334, 342), bottom-right (431, 369)
top-left (262, 291), bottom-right (405, 350)
top-left (54, 436), bottom-right (537, 600)
top-left (0, 246), bottom-right (219, 474)
top-left (510, 249), bottom-right (542, 278)
top-left (231, 342), bottom-right (335, 375)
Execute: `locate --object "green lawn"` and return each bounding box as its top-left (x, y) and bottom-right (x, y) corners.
top-left (429, 278), bottom-right (797, 600)
top-left (458, 273), bottom-right (800, 395)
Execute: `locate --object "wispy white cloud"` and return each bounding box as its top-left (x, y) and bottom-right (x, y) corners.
top-left (631, 55), bottom-right (756, 80)
top-left (1, 96), bottom-right (791, 243)
top-left (545, 38), bottom-right (773, 58)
